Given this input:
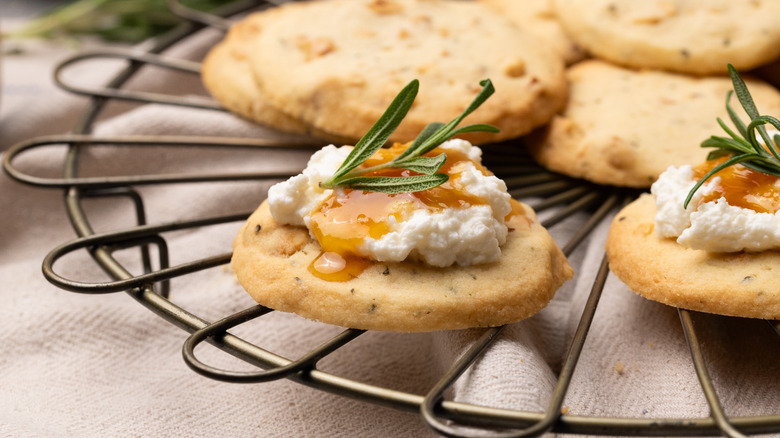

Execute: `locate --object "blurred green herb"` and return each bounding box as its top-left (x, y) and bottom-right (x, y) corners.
top-left (5, 0), bottom-right (231, 44)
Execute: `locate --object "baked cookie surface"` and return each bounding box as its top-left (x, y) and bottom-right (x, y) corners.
top-left (554, 0), bottom-right (780, 75)
top-left (201, 13), bottom-right (351, 143)
top-left (527, 60), bottom-right (780, 188)
top-left (231, 200), bottom-right (573, 332)
top-left (243, 0), bottom-right (567, 144)
top-left (480, 0), bottom-right (585, 65)
top-left (606, 194), bottom-right (780, 320)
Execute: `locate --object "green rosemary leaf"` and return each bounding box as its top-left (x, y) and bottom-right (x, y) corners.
top-left (705, 149), bottom-right (733, 161)
top-left (411, 79), bottom-right (497, 156)
top-left (686, 64), bottom-right (780, 205)
top-left (392, 154), bottom-right (447, 175)
top-left (729, 65), bottom-right (760, 119)
top-left (700, 136), bottom-right (753, 155)
top-left (324, 79), bottom-right (419, 185)
top-left (336, 174), bottom-right (449, 194)
top-left (447, 123), bottom-right (500, 139)
top-left (406, 122), bottom-right (445, 153)
top-left (725, 91), bottom-right (749, 140)
top-left (747, 115), bottom-right (780, 161)
top-left (715, 117), bottom-right (751, 147)
top-left (323, 78), bottom-right (498, 193)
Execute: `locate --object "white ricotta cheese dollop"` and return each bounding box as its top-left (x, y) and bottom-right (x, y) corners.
top-left (651, 164), bottom-right (780, 252)
top-left (267, 139), bottom-right (512, 267)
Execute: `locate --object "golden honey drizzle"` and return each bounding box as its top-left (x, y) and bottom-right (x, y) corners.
top-left (693, 157), bottom-right (780, 214)
top-left (307, 142), bottom-right (518, 281)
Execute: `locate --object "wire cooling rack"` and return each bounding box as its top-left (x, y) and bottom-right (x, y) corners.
top-left (4, 1), bottom-right (780, 436)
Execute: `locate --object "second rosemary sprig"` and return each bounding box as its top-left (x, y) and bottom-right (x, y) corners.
top-left (684, 64), bottom-right (780, 208)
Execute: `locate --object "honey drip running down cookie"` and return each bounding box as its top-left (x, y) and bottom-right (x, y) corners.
top-left (202, 0), bottom-right (568, 144)
top-left (231, 79), bottom-right (573, 332)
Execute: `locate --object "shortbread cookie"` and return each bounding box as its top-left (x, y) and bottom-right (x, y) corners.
top-left (480, 0), bottom-right (586, 65)
top-left (201, 14), bottom-right (309, 134)
top-left (606, 194), bottom-right (780, 320)
top-left (244, 0), bottom-right (567, 144)
top-left (553, 0), bottom-right (780, 75)
top-left (231, 200), bottom-right (573, 332)
top-left (527, 60), bottom-right (780, 188)
top-left (201, 13), bottom-right (350, 142)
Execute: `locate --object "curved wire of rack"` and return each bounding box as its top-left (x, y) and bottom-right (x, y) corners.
top-left (3, 1), bottom-right (780, 436)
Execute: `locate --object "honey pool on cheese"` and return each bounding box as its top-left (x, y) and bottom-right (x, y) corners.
top-left (267, 139), bottom-right (514, 280)
top-left (652, 158), bottom-right (780, 253)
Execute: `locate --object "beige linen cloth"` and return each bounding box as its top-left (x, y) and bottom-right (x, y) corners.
top-left (2, 21), bottom-right (780, 438)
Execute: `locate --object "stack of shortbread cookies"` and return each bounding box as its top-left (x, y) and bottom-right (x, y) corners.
top-left (204, 0), bottom-right (780, 326)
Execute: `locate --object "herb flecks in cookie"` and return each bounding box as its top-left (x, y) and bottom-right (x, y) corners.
top-left (685, 65), bottom-right (780, 208)
top-left (320, 79), bottom-right (498, 194)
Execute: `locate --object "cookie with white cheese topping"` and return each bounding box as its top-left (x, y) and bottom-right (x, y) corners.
top-left (606, 194), bottom-right (780, 320)
top-left (230, 79), bottom-right (572, 332)
top-left (606, 67), bottom-right (780, 319)
top-left (232, 196), bottom-right (572, 332)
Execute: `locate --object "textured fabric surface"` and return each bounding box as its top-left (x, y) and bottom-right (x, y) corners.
top-left (2, 16), bottom-right (780, 438)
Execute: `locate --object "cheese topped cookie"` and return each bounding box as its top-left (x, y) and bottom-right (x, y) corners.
top-left (606, 67), bottom-right (780, 319)
top-left (242, 0), bottom-right (567, 144)
top-left (554, 0), bottom-right (780, 75)
top-left (527, 60), bottom-right (780, 188)
top-left (231, 79), bottom-right (572, 332)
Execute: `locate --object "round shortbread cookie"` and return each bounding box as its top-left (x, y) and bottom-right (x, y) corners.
top-left (244, 0), bottom-right (568, 144)
top-left (480, 0), bottom-right (586, 65)
top-left (606, 194), bottom-right (780, 320)
top-left (527, 60), bottom-right (780, 188)
top-left (553, 0), bottom-right (780, 75)
top-left (201, 13), bottom-right (350, 143)
top-left (231, 200), bottom-right (573, 332)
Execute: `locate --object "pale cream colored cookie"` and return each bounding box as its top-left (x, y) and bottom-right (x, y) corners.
top-left (606, 194), bottom-right (780, 320)
top-left (553, 0), bottom-right (780, 75)
top-left (244, 0), bottom-right (567, 144)
top-left (527, 60), bottom-right (780, 188)
top-left (480, 0), bottom-right (586, 65)
top-left (201, 13), bottom-right (350, 143)
top-left (231, 200), bottom-right (573, 332)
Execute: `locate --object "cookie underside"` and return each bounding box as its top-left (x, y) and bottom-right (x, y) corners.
top-left (231, 200), bottom-right (573, 332)
top-left (606, 194), bottom-right (780, 320)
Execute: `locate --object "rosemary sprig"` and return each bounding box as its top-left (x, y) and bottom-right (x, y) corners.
top-left (319, 79), bottom-right (499, 194)
top-left (5, 0), bottom-right (232, 44)
top-left (684, 65), bottom-right (780, 208)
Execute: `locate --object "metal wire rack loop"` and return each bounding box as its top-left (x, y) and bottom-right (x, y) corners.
top-left (53, 49), bottom-right (222, 109)
top-left (42, 212), bottom-right (246, 294)
top-left (182, 304), bottom-right (366, 383)
top-left (420, 256), bottom-right (610, 438)
top-left (2, 134), bottom-right (313, 190)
